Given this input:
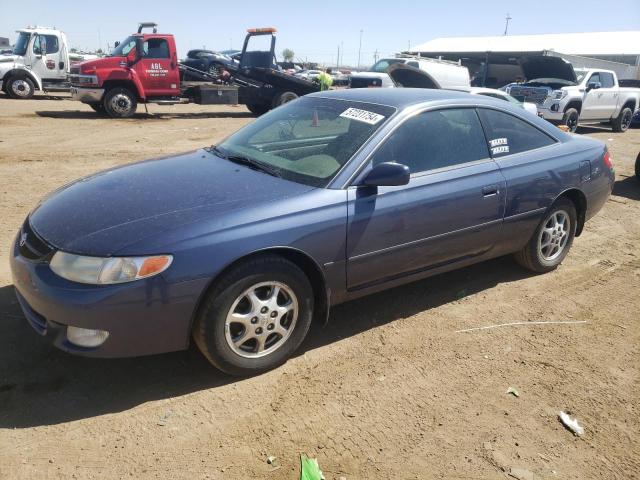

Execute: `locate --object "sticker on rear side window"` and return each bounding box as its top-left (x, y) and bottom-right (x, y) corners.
top-left (340, 108), bottom-right (385, 125)
top-left (489, 137), bottom-right (509, 155)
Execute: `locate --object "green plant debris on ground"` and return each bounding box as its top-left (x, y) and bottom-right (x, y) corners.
top-left (300, 454), bottom-right (324, 480)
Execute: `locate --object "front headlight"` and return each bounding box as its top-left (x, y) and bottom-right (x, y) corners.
top-left (50, 251), bottom-right (173, 285)
top-left (552, 90), bottom-right (567, 100)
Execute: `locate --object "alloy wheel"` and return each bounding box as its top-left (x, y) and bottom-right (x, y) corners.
top-left (11, 79), bottom-right (32, 98)
top-left (224, 281), bottom-right (298, 358)
top-left (537, 210), bottom-right (570, 261)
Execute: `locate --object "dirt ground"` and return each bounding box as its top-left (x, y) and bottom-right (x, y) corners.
top-left (0, 93), bottom-right (638, 480)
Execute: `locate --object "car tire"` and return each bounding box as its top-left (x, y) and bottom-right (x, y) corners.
top-left (635, 152), bottom-right (640, 183)
top-left (192, 255), bottom-right (314, 376)
top-left (272, 91), bottom-right (299, 109)
top-left (514, 198), bottom-right (577, 273)
top-left (612, 107), bottom-right (633, 133)
top-left (103, 87), bottom-right (137, 118)
top-left (6, 76), bottom-right (35, 99)
top-left (246, 102), bottom-right (270, 116)
top-left (562, 108), bottom-right (579, 133)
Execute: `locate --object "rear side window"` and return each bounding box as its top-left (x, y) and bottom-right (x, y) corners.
top-left (600, 72), bottom-right (615, 88)
top-left (478, 108), bottom-right (555, 157)
top-left (143, 38), bottom-right (170, 59)
top-left (372, 108), bottom-right (490, 173)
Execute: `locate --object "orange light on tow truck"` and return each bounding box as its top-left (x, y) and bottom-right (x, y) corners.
top-left (247, 27), bottom-right (277, 33)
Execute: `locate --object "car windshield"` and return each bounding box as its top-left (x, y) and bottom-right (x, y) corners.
top-left (216, 97), bottom-right (396, 187)
top-left (369, 59), bottom-right (405, 73)
top-left (110, 35), bottom-right (137, 56)
top-left (13, 32), bottom-right (30, 55)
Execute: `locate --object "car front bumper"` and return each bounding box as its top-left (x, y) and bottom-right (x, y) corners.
top-left (10, 233), bottom-right (209, 358)
top-left (70, 86), bottom-right (104, 103)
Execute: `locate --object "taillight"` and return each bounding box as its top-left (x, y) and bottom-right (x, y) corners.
top-left (603, 150), bottom-right (613, 169)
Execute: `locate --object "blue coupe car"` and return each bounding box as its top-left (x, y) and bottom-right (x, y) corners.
top-left (10, 89), bottom-right (614, 375)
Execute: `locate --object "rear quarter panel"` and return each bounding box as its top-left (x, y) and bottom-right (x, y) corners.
top-left (493, 137), bottom-right (609, 255)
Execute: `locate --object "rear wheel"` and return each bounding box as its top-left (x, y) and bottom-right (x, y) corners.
top-left (272, 91), bottom-right (299, 108)
top-left (103, 87), bottom-right (137, 118)
top-left (246, 102), bottom-right (270, 116)
top-left (514, 198), bottom-right (577, 273)
top-left (635, 152), bottom-right (640, 182)
top-left (7, 76), bottom-right (35, 99)
top-left (562, 108), bottom-right (579, 133)
top-left (612, 107), bottom-right (632, 133)
top-left (192, 255), bottom-right (314, 376)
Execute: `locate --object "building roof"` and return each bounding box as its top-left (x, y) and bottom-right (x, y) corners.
top-left (410, 31), bottom-right (640, 56)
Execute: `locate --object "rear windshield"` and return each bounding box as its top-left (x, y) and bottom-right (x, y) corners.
top-left (217, 97), bottom-right (396, 187)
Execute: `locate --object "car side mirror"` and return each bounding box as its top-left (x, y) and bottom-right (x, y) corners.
top-left (361, 162), bottom-right (410, 187)
top-left (586, 81), bottom-right (601, 92)
top-left (114, 41), bottom-right (120, 48)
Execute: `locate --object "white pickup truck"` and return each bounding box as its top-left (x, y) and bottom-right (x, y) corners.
top-left (0, 26), bottom-right (71, 99)
top-left (505, 61), bottom-right (640, 133)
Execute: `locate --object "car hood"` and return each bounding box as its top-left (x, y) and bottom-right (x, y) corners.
top-left (520, 56), bottom-right (577, 84)
top-left (29, 149), bottom-right (314, 255)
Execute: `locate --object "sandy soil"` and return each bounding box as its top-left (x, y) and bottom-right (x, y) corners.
top-left (0, 93), bottom-right (638, 480)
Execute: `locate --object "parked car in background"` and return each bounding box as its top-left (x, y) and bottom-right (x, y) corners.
top-left (181, 49), bottom-right (236, 80)
top-left (447, 86), bottom-right (539, 116)
top-left (505, 61), bottom-right (640, 133)
top-left (11, 89), bottom-right (614, 376)
top-left (350, 56), bottom-right (469, 89)
top-left (0, 26), bottom-right (71, 99)
top-left (295, 69), bottom-right (322, 80)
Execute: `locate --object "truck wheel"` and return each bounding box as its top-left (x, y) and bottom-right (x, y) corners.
top-left (562, 108), bottom-right (579, 133)
top-left (7, 76), bottom-right (35, 99)
top-left (272, 91), bottom-right (298, 109)
top-left (192, 255), bottom-right (314, 376)
top-left (246, 102), bottom-right (270, 116)
top-left (103, 87), bottom-right (137, 118)
top-left (612, 107), bottom-right (633, 133)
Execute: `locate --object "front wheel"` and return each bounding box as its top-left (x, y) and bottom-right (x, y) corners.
top-left (192, 255), bottom-right (314, 376)
top-left (562, 108), bottom-right (579, 133)
top-left (514, 198), bottom-right (577, 273)
top-left (272, 91), bottom-right (299, 109)
top-left (103, 87), bottom-right (137, 118)
top-left (245, 102), bottom-right (270, 116)
top-left (6, 76), bottom-right (35, 99)
top-left (612, 107), bottom-right (632, 133)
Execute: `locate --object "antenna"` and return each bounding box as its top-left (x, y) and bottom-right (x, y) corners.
top-left (504, 13), bottom-right (512, 36)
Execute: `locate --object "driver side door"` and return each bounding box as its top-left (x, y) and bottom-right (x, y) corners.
top-left (346, 108), bottom-right (506, 290)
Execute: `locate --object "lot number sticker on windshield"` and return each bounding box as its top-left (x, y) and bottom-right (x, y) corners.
top-left (340, 108), bottom-right (385, 125)
top-left (489, 137), bottom-right (509, 155)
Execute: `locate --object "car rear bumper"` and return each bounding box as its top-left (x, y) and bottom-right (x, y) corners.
top-left (70, 86), bottom-right (104, 103)
top-left (10, 233), bottom-right (209, 358)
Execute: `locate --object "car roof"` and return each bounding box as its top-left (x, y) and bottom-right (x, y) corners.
top-left (309, 87), bottom-right (483, 109)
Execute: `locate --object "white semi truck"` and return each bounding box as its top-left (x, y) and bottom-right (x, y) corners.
top-left (0, 26), bottom-right (71, 99)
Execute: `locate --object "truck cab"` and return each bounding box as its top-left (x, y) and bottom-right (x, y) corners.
top-left (0, 26), bottom-right (70, 99)
top-left (70, 23), bottom-right (180, 116)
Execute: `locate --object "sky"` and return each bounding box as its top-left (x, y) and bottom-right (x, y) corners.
top-left (1, 0), bottom-right (639, 67)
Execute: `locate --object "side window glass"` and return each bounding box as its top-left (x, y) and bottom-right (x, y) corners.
top-left (588, 73), bottom-right (601, 86)
top-left (372, 108), bottom-right (490, 174)
top-left (143, 38), bottom-right (170, 59)
top-left (478, 108), bottom-right (555, 157)
top-left (32, 35), bottom-right (44, 55)
top-left (407, 61), bottom-right (419, 68)
top-left (600, 72), bottom-right (615, 88)
top-left (44, 35), bottom-right (59, 54)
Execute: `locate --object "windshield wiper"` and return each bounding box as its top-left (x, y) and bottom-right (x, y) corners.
top-left (210, 146), bottom-right (281, 178)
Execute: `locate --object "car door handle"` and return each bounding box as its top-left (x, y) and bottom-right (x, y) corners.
top-left (482, 185), bottom-right (499, 197)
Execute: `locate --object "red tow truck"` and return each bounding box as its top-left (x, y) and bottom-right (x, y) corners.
top-left (69, 23), bottom-right (318, 117)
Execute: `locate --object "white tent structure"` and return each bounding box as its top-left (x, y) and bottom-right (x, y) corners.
top-left (408, 31), bottom-right (640, 82)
